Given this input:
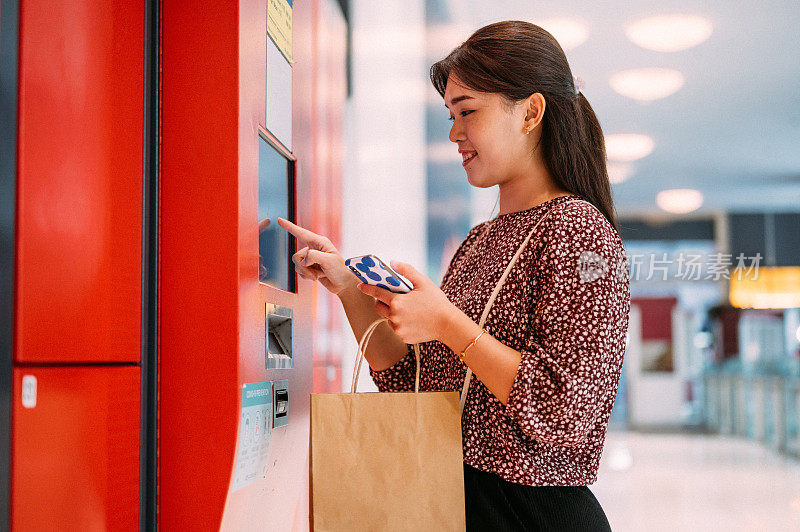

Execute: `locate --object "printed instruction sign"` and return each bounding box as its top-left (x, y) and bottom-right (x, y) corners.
top-left (231, 381), bottom-right (273, 491)
top-left (267, 0), bottom-right (293, 63)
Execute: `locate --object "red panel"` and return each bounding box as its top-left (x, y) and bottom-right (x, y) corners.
top-left (11, 366), bottom-right (140, 530)
top-left (16, 0), bottom-right (144, 363)
top-left (159, 1), bottom-right (240, 529)
top-left (160, 0), bottom-right (344, 527)
top-left (716, 308), bottom-right (741, 359)
top-left (632, 297), bottom-right (678, 341)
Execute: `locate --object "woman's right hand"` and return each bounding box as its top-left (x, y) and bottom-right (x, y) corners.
top-left (276, 217), bottom-right (358, 296)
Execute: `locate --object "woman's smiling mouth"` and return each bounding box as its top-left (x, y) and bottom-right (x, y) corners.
top-left (461, 151), bottom-right (478, 166)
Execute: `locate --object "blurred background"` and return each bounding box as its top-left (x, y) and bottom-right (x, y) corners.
top-left (336, 0), bottom-right (800, 529)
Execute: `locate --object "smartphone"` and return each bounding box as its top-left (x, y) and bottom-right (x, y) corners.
top-left (344, 254), bottom-right (414, 294)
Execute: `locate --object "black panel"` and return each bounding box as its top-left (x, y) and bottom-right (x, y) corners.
top-left (0, 1), bottom-right (19, 529)
top-left (728, 214), bottom-right (766, 263)
top-left (618, 218), bottom-right (715, 241)
top-left (340, 0), bottom-right (352, 99)
top-left (335, 0), bottom-right (348, 20)
top-left (775, 213), bottom-right (800, 266)
top-left (288, 159), bottom-right (297, 293)
top-left (142, 0), bottom-right (159, 530)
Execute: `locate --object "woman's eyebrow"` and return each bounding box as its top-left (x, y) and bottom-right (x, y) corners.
top-left (445, 95), bottom-right (475, 109)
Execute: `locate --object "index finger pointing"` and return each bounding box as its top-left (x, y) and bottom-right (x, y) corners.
top-left (277, 218), bottom-right (321, 245)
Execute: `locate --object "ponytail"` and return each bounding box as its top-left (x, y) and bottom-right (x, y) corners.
top-left (542, 92), bottom-right (617, 231)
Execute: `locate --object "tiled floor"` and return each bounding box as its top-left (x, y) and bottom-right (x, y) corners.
top-left (591, 430), bottom-right (800, 531)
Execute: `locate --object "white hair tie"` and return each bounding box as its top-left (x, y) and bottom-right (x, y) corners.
top-left (573, 75), bottom-right (585, 96)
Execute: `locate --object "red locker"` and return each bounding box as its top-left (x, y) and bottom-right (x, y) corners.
top-left (15, 0), bottom-right (145, 364)
top-left (11, 367), bottom-right (140, 530)
top-left (8, 0), bottom-right (147, 529)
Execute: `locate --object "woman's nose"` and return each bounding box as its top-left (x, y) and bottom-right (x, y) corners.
top-left (448, 120), bottom-right (465, 143)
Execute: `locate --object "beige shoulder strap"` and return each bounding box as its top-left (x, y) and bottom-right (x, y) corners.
top-left (351, 197), bottom-right (598, 405)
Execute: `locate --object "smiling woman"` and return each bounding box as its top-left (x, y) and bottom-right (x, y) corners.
top-left (367, 20), bottom-right (627, 531)
top-left (278, 19), bottom-right (630, 532)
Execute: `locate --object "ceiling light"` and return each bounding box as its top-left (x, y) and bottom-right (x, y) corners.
top-left (608, 162), bottom-right (634, 184)
top-left (534, 18), bottom-right (589, 50)
top-left (656, 188), bottom-right (704, 213)
top-left (729, 267), bottom-right (800, 309)
top-left (610, 68), bottom-right (685, 101)
top-left (626, 15), bottom-right (713, 52)
top-left (605, 134), bottom-right (654, 162)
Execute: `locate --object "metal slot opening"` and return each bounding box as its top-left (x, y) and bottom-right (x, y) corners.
top-left (266, 303), bottom-right (293, 369)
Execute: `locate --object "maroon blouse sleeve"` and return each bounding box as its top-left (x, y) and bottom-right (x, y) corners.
top-left (369, 222), bottom-right (490, 392)
top-left (368, 344), bottom-right (416, 392)
top-left (503, 203), bottom-right (629, 446)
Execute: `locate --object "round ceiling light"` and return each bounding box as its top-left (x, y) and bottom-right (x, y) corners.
top-left (535, 18), bottom-right (589, 50)
top-left (608, 162), bottom-right (634, 184)
top-left (656, 188), bottom-right (704, 213)
top-left (605, 134), bottom-right (654, 162)
top-left (625, 14), bottom-right (713, 52)
top-left (610, 67), bottom-right (685, 101)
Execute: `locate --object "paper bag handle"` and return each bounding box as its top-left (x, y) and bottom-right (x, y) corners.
top-left (351, 317), bottom-right (421, 394)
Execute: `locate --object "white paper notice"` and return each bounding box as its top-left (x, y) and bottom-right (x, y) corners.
top-left (231, 381), bottom-right (273, 491)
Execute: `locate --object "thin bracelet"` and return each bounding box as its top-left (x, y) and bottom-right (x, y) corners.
top-left (458, 328), bottom-right (486, 362)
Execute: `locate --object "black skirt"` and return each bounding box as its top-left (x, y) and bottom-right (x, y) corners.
top-left (463, 463), bottom-right (612, 532)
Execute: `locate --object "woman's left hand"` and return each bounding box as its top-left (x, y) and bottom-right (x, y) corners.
top-left (357, 261), bottom-right (456, 344)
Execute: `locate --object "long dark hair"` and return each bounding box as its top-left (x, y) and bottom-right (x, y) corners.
top-left (430, 20), bottom-right (618, 231)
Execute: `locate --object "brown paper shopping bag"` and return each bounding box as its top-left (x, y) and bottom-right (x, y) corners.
top-left (310, 317), bottom-right (466, 531)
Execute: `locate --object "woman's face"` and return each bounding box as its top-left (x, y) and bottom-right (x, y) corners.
top-left (444, 72), bottom-right (536, 188)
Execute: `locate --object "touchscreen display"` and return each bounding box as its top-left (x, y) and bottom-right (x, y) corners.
top-left (258, 135), bottom-right (294, 291)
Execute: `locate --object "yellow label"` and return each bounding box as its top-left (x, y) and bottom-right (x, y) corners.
top-left (267, 0), bottom-right (293, 64)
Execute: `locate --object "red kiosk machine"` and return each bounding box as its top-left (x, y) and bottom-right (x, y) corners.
top-left (2, 0), bottom-right (348, 529)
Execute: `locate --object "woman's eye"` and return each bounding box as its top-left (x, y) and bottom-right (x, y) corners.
top-left (448, 110), bottom-right (473, 121)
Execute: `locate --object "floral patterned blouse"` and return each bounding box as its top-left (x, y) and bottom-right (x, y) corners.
top-left (369, 194), bottom-right (631, 486)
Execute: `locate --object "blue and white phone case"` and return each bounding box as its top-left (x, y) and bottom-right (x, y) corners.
top-left (345, 255), bottom-right (414, 293)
